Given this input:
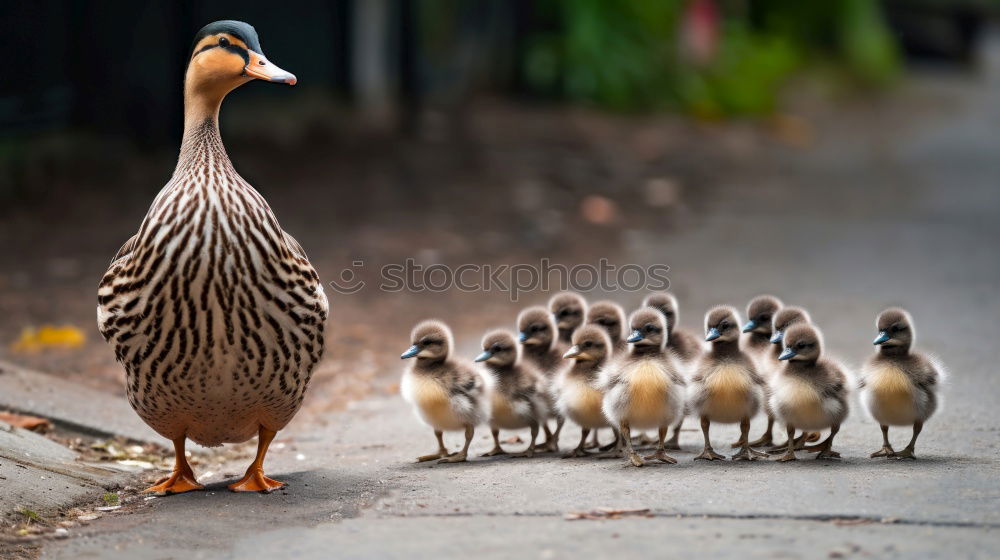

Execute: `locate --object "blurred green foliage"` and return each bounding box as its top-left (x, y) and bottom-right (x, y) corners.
top-left (522, 0), bottom-right (901, 115)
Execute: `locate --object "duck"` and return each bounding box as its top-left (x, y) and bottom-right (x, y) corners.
top-left (643, 291), bottom-right (705, 449)
top-left (549, 291), bottom-right (589, 346)
top-left (736, 295), bottom-right (783, 449)
top-left (474, 330), bottom-right (550, 458)
top-left (556, 325), bottom-right (614, 458)
top-left (401, 320), bottom-right (490, 463)
top-left (764, 305), bottom-right (818, 451)
top-left (860, 308), bottom-right (945, 460)
top-left (97, 21), bottom-right (325, 494)
top-left (517, 306), bottom-right (566, 452)
top-left (770, 324), bottom-right (850, 461)
top-left (599, 308), bottom-right (686, 467)
top-left (690, 306), bottom-right (768, 461)
top-left (586, 301), bottom-right (628, 355)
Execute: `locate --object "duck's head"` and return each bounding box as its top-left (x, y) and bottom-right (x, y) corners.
top-left (475, 330), bottom-right (520, 367)
top-left (185, 21), bottom-right (296, 106)
top-left (400, 320), bottom-right (453, 362)
top-left (517, 306), bottom-right (557, 350)
top-left (586, 301), bottom-right (627, 344)
top-left (549, 292), bottom-right (588, 334)
top-left (705, 306), bottom-right (740, 343)
top-left (874, 308), bottom-right (914, 352)
top-left (770, 306), bottom-right (812, 345)
top-left (562, 325), bottom-right (612, 363)
top-left (743, 295), bottom-right (782, 335)
top-left (778, 323), bottom-right (823, 363)
top-left (626, 308), bottom-right (667, 350)
top-left (642, 292), bottom-right (678, 335)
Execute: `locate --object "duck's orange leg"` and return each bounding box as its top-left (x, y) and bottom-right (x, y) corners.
top-left (229, 427), bottom-right (286, 493)
top-left (144, 437), bottom-right (203, 495)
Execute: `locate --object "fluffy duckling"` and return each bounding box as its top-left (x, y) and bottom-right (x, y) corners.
top-left (600, 308), bottom-right (686, 467)
top-left (401, 321), bottom-right (490, 463)
top-left (860, 308), bottom-right (945, 460)
top-left (644, 291), bottom-right (705, 449)
top-left (549, 291), bottom-right (588, 346)
top-left (475, 330), bottom-right (550, 458)
top-left (517, 306), bottom-right (566, 452)
top-left (690, 306), bottom-right (768, 461)
top-left (556, 326), bottom-right (614, 458)
top-left (586, 300), bottom-right (628, 355)
top-left (742, 295), bottom-right (783, 357)
top-left (771, 324), bottom-right (850, 462)
top-left (763, 306), bottom-right (816, 450)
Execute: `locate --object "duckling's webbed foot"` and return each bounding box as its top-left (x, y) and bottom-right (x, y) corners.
top-left (776, 426), bottom-right (798, 462)
top-left (417, 451), bottom-right (450, 462)
top-left (815, 449), bottom-right (841, 460)
top-left (776, 451), bottom-right (797, 462)
top-left (694, 447), bottom-right (726, 461)
top-left (889, 447), bottom-right (916, 460)
top-left (437, 425), bottom-right (473, 463)
top-left (510, 423), bottom-right (540, 458)
top-left (732, 446), bottom-right (768, 461)
top-left (480, 428), bottom-right (507, 457)
top-left (889, 422), bottom-right (921, 460)
top-left (562, 429), bottom-right (591, 459)
top-left (870, 445), bottom-right (894, 458)
top-left (644, 450), bottom-right (678, 464)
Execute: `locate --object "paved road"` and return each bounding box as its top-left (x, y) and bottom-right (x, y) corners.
top-left (40, 37), bottom-right (1000, 560)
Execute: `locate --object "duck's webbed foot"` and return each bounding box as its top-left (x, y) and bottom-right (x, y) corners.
top-left (870, 445), bottom-right (894, 458)
top-left (815, 449), bottom-right (841, 460)
top-left (144, 469), bottom-right (203, 495)
top-left (627, 450), bottom-right (645, 467)
top-left (889, 447), bottom-right (916, 460)
top-left (776, 450), bottom-right (797, 462)
top-left (731, 446), bottom-right (767, 461)
top-left (228, 467), bottom-right (286, 493)
top-left (480, 446), bottom-right (507, 457)
top-left (437, 451), bottom-right (468, 463)
top-left (562, 446), bottom-right (590, 459)
top-left (694, 447), bottom-right (726, 461)
top-left (644, 450), bottom-right (678, 464)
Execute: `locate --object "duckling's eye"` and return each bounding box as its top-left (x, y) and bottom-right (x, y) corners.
top-left (583, 341), bottom-right (593, 348)
top-left (491, 344), bottom-right (502, 353)
top-left (892, 324), bottom-right (907, 333)
top-left (644, 324), bottom-right (656, 333)
top-left (796, 342), bottom-right (807, 349)
top-left (719, 322), bottom-right (729, 330)
top-left (218, 36), bottom-right (230, 47)
top-left (760, 314), bottom-right (770, 322)
top-left (558, 310), bottom-right (570, 318)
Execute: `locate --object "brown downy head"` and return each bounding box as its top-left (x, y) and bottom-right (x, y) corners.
top-left (400, 320), bottom-right (453, 363)
top-left (474, 330), bottom-right (520, 368)
top-left (704, 305), bottom-right (741, 343)
top-left (562, 325), bottom-right (612, 364)
top-left (771, 306), bottom-right (812, 346)
top-left (185, 21), bottom-right (296, 122)
top-left (778, 323), bottom-right (823, 364)
top-left (874, 308), bottom-right (915, 354)
top-left (549, 292), bottom-right (588, 338)
top-left (517, 306), bottom-right (557, 350)
top-left (626, 308), bottom-right (667, 352)
top-left (743, 295), bottom-right (783, 336)
top-left (643, 292), bottom-right (679, 335)
top-left (586, 301), bottom-right (627, 345)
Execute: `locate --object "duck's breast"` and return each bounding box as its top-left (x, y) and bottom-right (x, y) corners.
top-left (862, 365), bottom-right (918, 425)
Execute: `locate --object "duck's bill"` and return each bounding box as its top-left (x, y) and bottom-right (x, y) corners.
top-left (626, 330), bottom-right (643, 343)
top-left (517, 331), bottom-right (528, 343)
top-left (742, 320), bottom-right (757, 333)
top-left (770, 330), bottom-right (784, 344)
top-left (705, 327), bottom-right (721, 341)
top-left (400, 345), bottom-right (420, 359)
top-left (778, 347), bottom-right (796, 360)
top-left (562, 345), bottom-right (581, 359)
top-left (873, 331), bottom-right (891, 345)
top-left (474, 351), bottom-right (492, 363)
top-left (244, 50), bottom-right (297, 85)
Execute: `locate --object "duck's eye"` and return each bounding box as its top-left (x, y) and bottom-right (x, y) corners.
top-left (796, 342), bottom-right (807, 349)
top-left (218, 36), bottom-right (230, 47)
top-left (760, 314), bottom-right (770, 322)
top-left (492, 344), bottom-right (502, 353)
top-left (558, 310), bottom-right (570, 318)
top-left (583, 341), bottom-right (593, 348)
top-left (644, 324), bottom-right (656, 333)
top-left (719, 322), bottom-right (729, 330)
top-left (892, 324), bottom-right (907, 332)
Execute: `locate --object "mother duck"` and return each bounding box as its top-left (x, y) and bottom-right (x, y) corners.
top-left (97, 21), bottom-right (328, 494)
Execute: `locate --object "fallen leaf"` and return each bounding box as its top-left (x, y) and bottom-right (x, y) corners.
top-left (11, 325), bottom-right (86, 353)
top-left (503, 435), bottom-right (524, 444)
top-left (0, 411), bottom-right (52, 431)
top-left (565, 507), bottom-right (653, 521)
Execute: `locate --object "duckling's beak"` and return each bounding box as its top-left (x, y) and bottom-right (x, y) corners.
top-left (742, 320), bottom-right (757, 333)
top-left (517, 331), bottom-right (529, 343)
top-left (244, 50), bottom-right (297, 85)
top-left (873, 331), bottom-right (890, 345)
top-left (562, 345), bottom-right (582, 359)
top-left (705, 327), bottom-right (721, 342)
top-left (626, 330), bottom-right (644, 343)
top-left (400, 345), bottom-right (420, 359)
top-left (778, 347), bottom-right (796, 360)
top-left (474, 350), bottom-right (492, 363)
top-left (770, 330), bottom-right (784, 344)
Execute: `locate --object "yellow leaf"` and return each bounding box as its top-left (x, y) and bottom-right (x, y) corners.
top-left (11, 325), bottom-right (86, 353)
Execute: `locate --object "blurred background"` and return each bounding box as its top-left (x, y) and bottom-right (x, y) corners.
top-left (1, 0), bottom-right (998, 420)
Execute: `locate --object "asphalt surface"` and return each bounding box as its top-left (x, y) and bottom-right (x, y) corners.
top-left (39, 38), bottom-right (1000, 560)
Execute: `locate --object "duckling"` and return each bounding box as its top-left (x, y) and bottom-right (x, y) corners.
top-left (765, 306), bottom-right (818, 452)
top-left (860, 308), bottom-right (945, 460)
top-left (556, 325), bottom-right (614, 458)
top-left (586, 301), bottom-right (628, 355)
top-left (517, 306), bottom-right (566, 452)
top-left (600, 308), bottom-right (686, 467)
top-left (644, 292), bottom-right (705, 449)
top-left (549, 291), bottom-right (588, 346)
top-left (735, 295), bottom-right (782, 449)
top-left (771, 324), bottom-right (850, 462)
top-left (690, 306), bottom-right (768, 461)
top-left (401, 320), bottom-right (490, 463)
top-left (474, 330), bottom-right (549, 458)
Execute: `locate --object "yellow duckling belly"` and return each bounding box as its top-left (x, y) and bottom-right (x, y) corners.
top-left (491, 392), bottom-right (530, 429)
top-left (564, 379), bottom-right (608, 429)
top-left (411, 375), bottom-right (466, 431)
top-left (703, 364), bottom-right (754, 424)
top-left (867, 365), bottom-right (917, 425)
top-left (777, 377), bottom-right (828, 430)
top-left (626, 361), bottom-right (670, 428)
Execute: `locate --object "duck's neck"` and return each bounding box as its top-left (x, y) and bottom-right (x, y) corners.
top-left (709, 339), bottom-right (741, 358)
top-left (175, 83), bottom-right (232, 176)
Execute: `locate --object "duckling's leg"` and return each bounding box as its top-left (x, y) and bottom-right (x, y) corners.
top-left (890, 421), bottom-right (922, 460)
top-left (545, 416), bottom-right (564, 453)
top-left (767, 431), bottom-right (809, 454)
top-left (144, 437), bottom-right (203, 495)
top-left (644, 426), bottom-right (678, 464)
top-left (870, 424), bottom-right (895, 458)
top-left (694, 417), bottom-right (725, 461)
top-left (511, 422), bottom-right (540, 458)
top-left (438, 425), bottom-right (474, 463)
top-left (585, 429), bottom-right (601, 449)
top-left (480, 428), bottom-right (508, 457)
top-left (229, 427), bottom-right (286, 492)
top-left (563, 428), bottom-right (591, 458)
top-left (732, 417), bottom-right (767, 460)
top-left (664, 418), bottom-right (683, 450)
top-left (594, 429), bottom-right (624, 458)
top-left (739, 415), bottom-right (774, 449)
top-left (417, 430), bottom-right (452, 462)
top-left (813, 424), bottom-right (842, 460)
top-left (620, 422), bottom-right (644, 467)
top-left (776, 425), bottom-right (798, 462)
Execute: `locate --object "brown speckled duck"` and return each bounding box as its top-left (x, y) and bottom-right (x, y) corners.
top-left (517, 306), bottom-right (566, 452)
top-left (555, 325), bottom-right (613, 458)
top-left (549, 291), bottom-right (588, 347)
